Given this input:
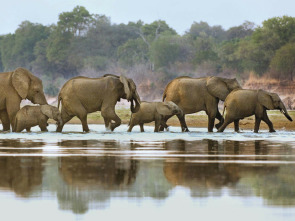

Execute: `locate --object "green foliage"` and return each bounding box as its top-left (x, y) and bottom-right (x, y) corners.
top-left (58, 6), bottom-right (93, 36)
top-left (0, 21), bottom-right (50, 71)
top-left (150, 36), bottom-right (181, 68)
top-left (270, 43), bottom-right (295, 80)
top-left (117, 38), bottom-right (149, 67)
top-left (2, 6), bottom-right (295, 98)
top-left (188, 21), bottom-right (226, 42)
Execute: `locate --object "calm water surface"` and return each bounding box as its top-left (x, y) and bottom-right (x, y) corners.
top-left (0, 125), bottom-right (295, 221)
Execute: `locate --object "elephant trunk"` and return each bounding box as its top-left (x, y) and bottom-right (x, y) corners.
top-left (33, 93), bottom-right (48, 105)
top-left (280, 104), bottom-right (293, 122)
top-left (131, 98), bottom-right (140, 113)
top-left (131, 91), bottom-right (141, 113)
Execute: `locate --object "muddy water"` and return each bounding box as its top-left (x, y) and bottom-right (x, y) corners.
top-left (0, 124), bottom-right (295, 220)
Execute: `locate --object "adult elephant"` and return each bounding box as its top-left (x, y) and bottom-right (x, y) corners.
top-left (56, 74), bottom-right (141, 132)
top-left (162, 76), bottom-right (241, 132)
top-left (217, 89), bottom-right (293, 133)
top-left (0, 67), bottom-right (48, 131)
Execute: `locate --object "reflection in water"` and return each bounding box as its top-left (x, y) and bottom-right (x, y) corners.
top-left (0, 156), bottom-right (44, 197)
top-left (59, 156), bottom-right (138, 188)
top-left (0, 138), bottom-right (295, 217)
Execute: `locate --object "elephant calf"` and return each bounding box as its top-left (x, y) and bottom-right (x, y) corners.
top-left (14, 105), bottom-right (62, 132)
top-left (128, 101), bottom-right (183, 132)
top-left (217, 89), bottom-right (293, 133)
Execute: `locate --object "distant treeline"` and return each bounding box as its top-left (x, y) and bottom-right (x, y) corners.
top-left (1, 6), bottom-right (295, 97)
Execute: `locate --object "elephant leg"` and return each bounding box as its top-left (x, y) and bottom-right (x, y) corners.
top-left (26, 127), bottom-right (31, 132)
top-left (262, 110), bottom-right (275, 132)
top-left (0, 110), bottom-right (11, 131)
top-left (159, 115), bottom-right (172, 131)
top-left (127, 123), bottom-right (134, 132)
top-left (56, 108), bottom-right (74, 132)
top-left (217, 117), bottom-right (234, 132)
top-left (140, 123), bottom-right (144, 132)
top-left (254, 115), bottom-right (261, 133)
top-left (77, 114), bottom-right (89, 132)
top-left (161, 121), bottom-right (169, 131)
top-left (104, 118), bottom-right (111, 130)
top-left (234, 120), bottom-right (240, 132)
top-left (215, 108), bottom-right (224, 130)
top-left (39, 122), bottom-right (48, 132)
top-left (177, 114), bottom-right (189, 132)
top-left (101, 108), bottom-right (121, 131)
top-left (154, 119), bottom-right (160, 132)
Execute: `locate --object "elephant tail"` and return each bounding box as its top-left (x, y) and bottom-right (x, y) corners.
top-left (12, 118), bottom-right (17, 132)
top-left (128, 114), bottom-right (132, 126)
top-left (222, 105), bottom-right (227, 118)
top-left (57, 94), bottom-right (62, 110)
top-left (162, 84), bottom-right (169, 101)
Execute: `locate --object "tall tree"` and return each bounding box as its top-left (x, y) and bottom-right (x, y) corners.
top-left (270, 43), bottom-right (295, 81)
top-left (58, 5), bottom-right (93, 36)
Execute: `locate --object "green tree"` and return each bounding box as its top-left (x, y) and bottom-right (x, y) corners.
top-left (0, 21), bottom-right (50, 71)
top-left (188, 21), bottom-right (226, 42)
top-left (218, 39), bottom-right (242, 72)
top-left (117, 38), bottom-right (149, 67)
top-left (270, 43), bottom-right (295, 81)
top-left (58, 6), bottom-right (93, 36)
top-left (193, 32), bottom-right (218, 65)
top-left (226, 21), bottom-right (255, 40)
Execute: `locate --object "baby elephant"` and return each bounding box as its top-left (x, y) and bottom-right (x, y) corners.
top-left (14, 105), bottom-right (62, 132)
top-left (128, 101), bottom-right (183, 132)
top-left (217, 89), bottom-right (293, 133)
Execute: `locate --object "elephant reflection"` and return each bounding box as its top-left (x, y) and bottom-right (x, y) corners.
top-left (57, 156), bottom-right (138, 214)
top-left (0, 156), bottom-right (44, 197)
top-left (163, 139), bottom-right (280, 190)
top-left (0, 139), bottom-right (45, 148)
top-left (58, 140), bottom-right (120, 149)
top-left (59, 156), bottom-right (138, 188)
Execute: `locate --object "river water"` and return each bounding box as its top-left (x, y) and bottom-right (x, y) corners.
top-left (0, 124), bottom-right (295, 221)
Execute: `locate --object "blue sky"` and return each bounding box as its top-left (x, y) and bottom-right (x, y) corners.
top-left (1, 0), bottom-right (295, 35)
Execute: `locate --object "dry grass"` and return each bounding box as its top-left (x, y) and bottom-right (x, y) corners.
top-left (244, 72), bottom-right (280, 88)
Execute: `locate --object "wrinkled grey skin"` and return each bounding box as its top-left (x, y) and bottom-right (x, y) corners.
top-left (56, 74), bottom-right (141, 132)
top-left (0, 67), bottom-right (47, 131)
top-left (14, 105), bottom-right (62, 132)
top-left (162, 76), bottom-right (241, 132)
top-left (128, 101), bottom-right (183, 132)
top-left (217, 89), bottom-right (293, 133)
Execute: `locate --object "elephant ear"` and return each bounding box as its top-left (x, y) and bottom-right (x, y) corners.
top-left (120, 75), bottom-right (132, 101)
top-left (156, 102), bottom-right (173, 116)
top-left (12, 68), bottom-right (31, 99)
top-left (258, 90), bottom-right (274, 110)
top-left (41, 105), bottom-right (54, 119)
top-left (206, 77), bottom-right (230, 101)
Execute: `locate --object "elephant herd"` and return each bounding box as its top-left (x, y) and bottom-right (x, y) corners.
top-left (0, 67), bottom-right (292, 133)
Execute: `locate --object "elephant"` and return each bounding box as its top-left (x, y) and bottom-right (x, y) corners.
top-left (217, 89), bottom-right (293, 133)
top-left (127, 101), bottom-right (183, 132)
top-left (14, 105), bottom-right (62, 132)
top-left (56, 74), bottom-right (141, 132)
top-left (0, 67), bottom-right (47, 131)
top-left (161, 76), bottom-right (242, 132)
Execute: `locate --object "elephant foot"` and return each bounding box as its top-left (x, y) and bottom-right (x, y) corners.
top-left (269, 129), bottom-right (276, 133)
top-left (215, 122), bottom-right (223, 130)
top-left (182, 127), bottom-right (190, 132)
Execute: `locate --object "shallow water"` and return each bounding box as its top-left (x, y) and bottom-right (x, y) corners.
top-left (0, 124), bottom-right (295, 221)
